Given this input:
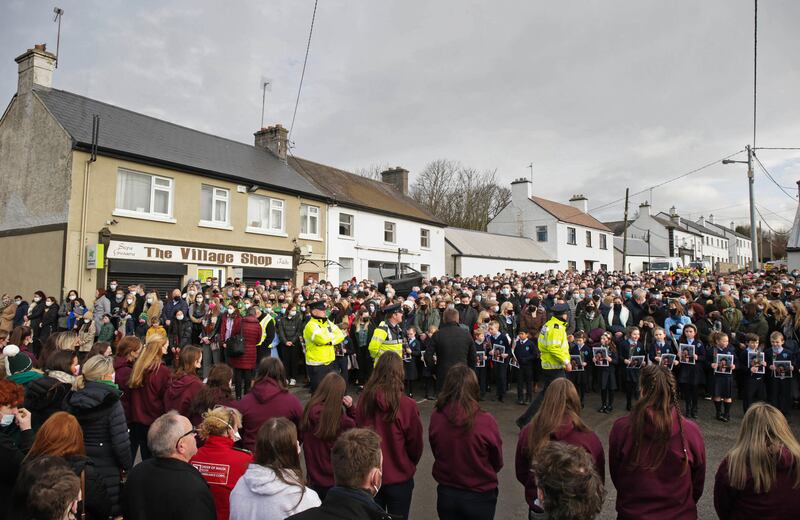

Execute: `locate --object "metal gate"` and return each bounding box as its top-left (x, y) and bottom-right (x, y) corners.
top-left (112, 274), bottom-right (183, 300)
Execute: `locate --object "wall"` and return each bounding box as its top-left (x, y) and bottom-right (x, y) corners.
top-left (325, 205), bottom-right (445, 283)
top-left (614, 249), bottom-right (667, 274)
top-left (0, 93), bottom-right (74, 232)
top-left (0, 228), bottom-right (64, 297)
top-left (64, 151), bottom-right (327, 293)
top-left (555, 221), bottom-right (614, 271)
top-left (453, 256), bottom-right (557, 278)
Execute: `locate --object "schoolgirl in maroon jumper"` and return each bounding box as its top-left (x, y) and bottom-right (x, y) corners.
top-left (127, 334), bottom-right (172, 460)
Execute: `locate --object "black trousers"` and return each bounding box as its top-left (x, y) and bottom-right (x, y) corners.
top-left (129, 422), bottom-right (152, 461)
top-left (517, 363), bottom-right (534, 402)
top-left (518, 369), bottom-right (566, 426)
top-left (280, 343), bottom-right (302, 380)
top-left (437, 485), bottom-right (498, 520)
top-left (357, 345), bottom-right (373, 385)
top-left (375, 478), bottom-right (414, 520)
top-left (494, 364), bottom-right (507, 401)
top-left (233, 367), bottom-right (253, 400)
top-left (307, 363), bottom-right (335, 393)
top-left (680, 382), bottom-right (699, 412)
top-left (743, 378), bottom-right (767, 413)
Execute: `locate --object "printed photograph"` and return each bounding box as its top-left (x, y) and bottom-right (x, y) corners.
top-left (748, 351), bottom-right (765, 374)
top-left (774, 360), bottom-right (793, 379)
top-left (592, 347), bottom-right (609, 367)
top-left (660, 353), bottom-right (676, 370)
top-left (629, 355), bottom-right (645, 369)
top-left (475, 351), bottom-right (486, 368)
top-left (679, 344), bottom-right (695, 365)
top-left (715, 353), bottom-right (734, 374)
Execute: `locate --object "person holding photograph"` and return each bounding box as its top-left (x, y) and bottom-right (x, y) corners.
top-left (609, 365), bottom-right (706, 520)
top-left (513, 329), bottom-right (536, 405)
top-left (488, 321), bottom-right (510, 403)
top-left (618, 326), bottom-right (647, 411)
top-left (676, 324), bottom-right (704, 419)
top-left (472, 328), bottom-right (491, 400)
top-left (648, 327), bottom-right (679, 368)
top-left (714, 402), bottom-right (800, 519)
top-left (768, 332), bottom-right (794, 417)
top-left (710, 331), bottom-right (736, 423)
top-left (515, 378), bottom-right (604, 519)
top-left (403, 327), bottom-right (421, 398)
top-left (739, 332), bottom-right (771, 413)
top-left (595, 333), bottom-right (618, 414)
top-left (568, 331), bottom-right (590, 408)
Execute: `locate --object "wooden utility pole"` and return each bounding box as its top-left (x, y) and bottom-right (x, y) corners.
top-left (622, 188), bottom-right (630, 273)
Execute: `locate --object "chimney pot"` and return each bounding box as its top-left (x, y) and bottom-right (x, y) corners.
top-left (380, 166), bottom-right (409, 196)
top-left (254, 124), bottom-right (289, 161)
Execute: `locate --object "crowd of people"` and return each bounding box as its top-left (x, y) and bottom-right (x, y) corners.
top-left (1, 268), bottom-right (800, 519)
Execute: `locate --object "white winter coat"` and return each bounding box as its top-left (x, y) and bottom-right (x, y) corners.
top-left (229, 464), bottom-right (320, 520)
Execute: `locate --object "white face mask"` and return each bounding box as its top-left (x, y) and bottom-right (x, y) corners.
top-left (0, 414), bottom-right (14, 427)
top-left (146, 297), bottom-right (153, 304)
top-left (68, 295), bottom-right (76, 301)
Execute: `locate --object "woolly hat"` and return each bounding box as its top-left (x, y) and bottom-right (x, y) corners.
top-left (83, 310), bottom-right (94, 320)
top-left (3, 345), bottom-right (32, 375)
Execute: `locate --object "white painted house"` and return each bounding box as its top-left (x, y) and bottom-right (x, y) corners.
top-left (487, 178), bottom-right (614, 272)
top-left (613, 236), bottom-right (669, 273)
top-left (289, 159), bottom-right (446, 284)
top-left (678, 215), bottom-right (729, 270)
top-left (627, 202), bottom-right (703, 265)
top-left (445, 227), bottom-right (556, 277)
top-left (705, 215), bottom-right (753, 269)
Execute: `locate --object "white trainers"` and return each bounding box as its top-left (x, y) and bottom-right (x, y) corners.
top-left (289, 378), bottom-right (296, 386)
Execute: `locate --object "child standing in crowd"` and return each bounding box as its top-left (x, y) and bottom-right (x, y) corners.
top-left (488, 321), bottom-right (510, 403)
top-left (620, 326), bottom-right (647, 411)
top-left (513, 329), bottom-right (535, 405)
top-left (768, 332), bottom-right (794, 417)
top-left (334, 322), bottom-right (351, 386)
top-left (677, 324), bottom-right (704, 419)
top-left (422, 325), bottom-right (438, 400)
top-left (568, 331), bottom-right (590, 407)
top-left (472, 327), bottom-right (491, 400)
top-left (145, 316), bottom-right (166, 342)
top-left (710, 331), bottom-right (736, 422)
top-left (739, 332), bottom-right (770, 413)
top-left (648, 326), bottom-right (679, 367)
top-left (595, 332), bottom-right (618, 414)
top-left (98, 314), bottom-right (115, 344)
top-left (403, 327), bottom-right (421, 398)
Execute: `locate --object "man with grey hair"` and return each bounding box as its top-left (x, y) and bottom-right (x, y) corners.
top-left (121, 411), bottom-right (215, 520)
top-left (626, 288), bottom-right (648, 327)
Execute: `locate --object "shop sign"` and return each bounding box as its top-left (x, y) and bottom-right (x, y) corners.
top-left (86, 244), bottom-right (104, 270)
top-left (107, 240), bottom-right (292, 269)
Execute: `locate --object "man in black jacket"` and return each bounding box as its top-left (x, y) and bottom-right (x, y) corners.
top-left (287, 428), bottom-right (400, 520)
top-left (430, 309), bottom-right (477, 392)
top-left (456, 293), bottom-right (478, 331)
top-left (121, 411), bottom-right (215, 520)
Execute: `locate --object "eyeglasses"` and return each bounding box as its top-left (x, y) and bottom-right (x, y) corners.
top-left (175, 428), bottom-right (197, 451)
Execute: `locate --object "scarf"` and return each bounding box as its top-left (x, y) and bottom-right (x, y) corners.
top-left (47, 370), bottom-right (77, 387)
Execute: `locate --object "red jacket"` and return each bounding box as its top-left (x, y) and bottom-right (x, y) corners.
top-left (714, 448), bottom-right (800, 520)
top-left (302, 402), bottom-right (357, 488)
top-left (114, 356), bottom-right (134, 422)
top-left (609, 408), bottom-right (706, 520)
top-left (515, 417), bottom-right (605, 510)
top-left (128, 363), bottom-right (172, 425)
top-left (190, 435), bottom-right (253, 520)
top-left (163, 374), bottom-right (203, 417)
top-left (234, 377), bottom-right (303, 451)
top-left (218, 313), bottom-right (241, 342)
top-left (429, 403), bottom-right (503, 493)
top-left (229, 316), bottom-right (261, 370)
top-left (355, 391), bottom-right (423, 486)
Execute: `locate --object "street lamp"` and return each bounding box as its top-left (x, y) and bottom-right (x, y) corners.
top-left (721, 145), bottom-right (759, 270)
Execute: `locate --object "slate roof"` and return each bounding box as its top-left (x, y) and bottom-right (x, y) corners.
top-left (652, 214), bottom-right (704, 237)
top-left (613, 236), bottom-right (668, 258)
top-left (706, 221), bottom-right (751, 241)
top-left (288, 157), bottom-right (445, 226)
top-left (603, 220), bottom-right (633, 236)
top-left (683, 219), bottom-right (726, 239)
top-left (445, 227), bottom-right (556, 262)
top-left (33, 87), bottom-right (325, 198)
top-left (530, 196), bottom-right (611, 232)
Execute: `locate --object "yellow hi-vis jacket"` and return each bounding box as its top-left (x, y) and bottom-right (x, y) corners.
top-left (303, 317), bottom-right (345, 366)
top-left (368, 321), bottom-right (404, 363)
top-left (538, 316), bottom-right (571, 370)
top-left (259, 313), bottom-right (275, 345)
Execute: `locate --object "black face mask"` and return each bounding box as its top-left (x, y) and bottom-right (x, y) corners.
top-left (669, 308), bottom-right (678, 316)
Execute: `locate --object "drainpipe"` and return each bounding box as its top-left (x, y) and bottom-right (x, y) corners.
top-left (77, 115), bottom-right (99, 295)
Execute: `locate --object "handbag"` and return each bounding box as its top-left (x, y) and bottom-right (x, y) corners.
top-left (225, 330), bottom-right (245, 357)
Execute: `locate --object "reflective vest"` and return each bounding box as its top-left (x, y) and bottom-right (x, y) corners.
top-left (538, 316), bottom-right (570, 370)
top-left (303, 317), bottom-right (345, 365)
top-left (259, 313), bottom-right (276, 346)
top-left (368, 321), bottom-right (404, 363)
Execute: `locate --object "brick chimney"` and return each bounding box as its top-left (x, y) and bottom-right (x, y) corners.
top-left (254, 124), bottom-right (288, 161)
top-left (510, 178), bottom-right (532, 206)
top-left (381, 167), bottom-right (409, 195)
top-left (569, 194), bottom-right (588, 213)
top-left (15, 44), bottom-right (56, 95)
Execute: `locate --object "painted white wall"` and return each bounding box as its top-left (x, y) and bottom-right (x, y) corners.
top-left (613, 250), bottom-right (668, 273)
top-left (451, 256), bottom-right (557, 278)
top-left (325, 205), bottom-right (445, 283)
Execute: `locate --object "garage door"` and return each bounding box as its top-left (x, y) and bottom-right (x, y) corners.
top-left (112, 274), bottom-right (184, 300)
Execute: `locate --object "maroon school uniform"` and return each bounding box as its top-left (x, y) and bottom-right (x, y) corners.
top-left (234, 377), bottom-right (303, 451)
top-left (515, 417), bottom-right (605, 510)
top-left (429, 403), bottom-right (503, 493)
top-left (128, 363), bottom-right (172, 425)
top-left (163, 374), bottom-right (204, 417)
top-left (302, 402), bottom-right (357, 488)
top-left (609, 408), bottom-right (706, 520)
top-left (355, 390), bottom-right (424, 485)
top-left (714, 448), bottom-right (800, 519)
top-left (114, 356), bottom-right (134, 421)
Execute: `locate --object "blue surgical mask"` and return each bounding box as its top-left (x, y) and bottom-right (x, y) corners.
top-left (0, 414), bottom-right (14, 427)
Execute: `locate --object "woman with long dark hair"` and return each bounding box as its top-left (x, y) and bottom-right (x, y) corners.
top-left (229, 417), bottom-right (320, 519)
top-left (23, 350), bottom-right (77, 430)
top-left (714, 402), bottom-right (800, 518)
top-left (189, 363), bottom-right (236, 426)
top-left (355, 352), bottom-right (423, 520)
top-left (609, 364), bottom-right (706, 519)
top-left (429, 364), bottom-right (503, 520)
top-left (164, 346), bottom-right (204, 417)
top-left (300, 372), bottom-right (356, 499)
top-left (515, 378), bottom-right (604, 518)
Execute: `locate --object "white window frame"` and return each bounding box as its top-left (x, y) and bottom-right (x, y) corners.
top-left (536, 226), bottom-right (548, 242)
top-left (114, 168), bottom-right (175, 223)
top-left (420, 264), bottom-right (430, 277)
top-left (338, 212), bottom-right (354, 238)
top-left (199, 184), bottom-right (231, 229)
top-left (567, 227), bottom-right (577, 245)
top-left (246, 195), bottom-right (286, 236)
top-left (585, 230), bottom-right (592, 248)
top-left (599, 234), bottom-right (607, 250)
top-left (420, 228), bottom-right (430, 249)
top-left (300, 204), bottom-right (321, 239)
top-left (384, 221), bottom-right (397, 244)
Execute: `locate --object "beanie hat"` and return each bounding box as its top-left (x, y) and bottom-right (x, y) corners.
top-left (83, 310), bottom-right (94, 321)
top-left (3, 345), bottom-right (32, 375)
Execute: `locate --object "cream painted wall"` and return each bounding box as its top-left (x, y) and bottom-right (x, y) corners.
top-left (0, 229), bottom-right (64, 297)
top-left (64, 151), bottom-right (327, 292)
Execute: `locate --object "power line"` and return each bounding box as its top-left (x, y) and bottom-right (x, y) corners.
top-left (753, 153), bottom-right (797, 200)
top-left (754, 205), bottom-right (787, 235)
top-left (754, 147), bottom-right (800, 151)
top-left (288, 0), bottom-right (319, 145)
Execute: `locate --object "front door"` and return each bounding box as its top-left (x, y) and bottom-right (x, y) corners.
top-left (584, 260), bottom-right (594, 271)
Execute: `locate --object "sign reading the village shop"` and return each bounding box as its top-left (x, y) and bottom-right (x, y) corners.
top-left (107, 240), bottom-right (292, 269)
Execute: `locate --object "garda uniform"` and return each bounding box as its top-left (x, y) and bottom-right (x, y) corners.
top-left (303, 301), bottom-right (345, 392)
top-left (368, 304), bottom-right (405, 363)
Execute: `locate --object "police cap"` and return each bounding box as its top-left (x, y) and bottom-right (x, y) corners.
top-left (552, 303), bottom-right (570, 314)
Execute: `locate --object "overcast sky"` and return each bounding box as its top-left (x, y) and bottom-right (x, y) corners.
top-left (3, 0), bottom-right (799, 230)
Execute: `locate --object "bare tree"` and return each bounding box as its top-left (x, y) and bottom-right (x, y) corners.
top-left (354, 164), bottom-right (387, 181)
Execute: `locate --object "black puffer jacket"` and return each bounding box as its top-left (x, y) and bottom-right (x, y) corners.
top-left (24, 374), bottom-right (73, 431)
top-left (64, 454), bottom-right (112, 520)
top-left (65, 381), bottom-right (132, 516)
top-left (169, 317), bottom-right (193, 348)
top-left (277, 313), bottom-right (304, 344)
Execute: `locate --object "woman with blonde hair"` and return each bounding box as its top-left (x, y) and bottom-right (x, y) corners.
top-left (191, 406), bottom-right (252, 520)
top-left (714, 402), bottom-right (800, 518)
top-left (515, 378), bottom-right (604, 518)
top-left (127, 334), bottom-right (171, 460)
top-left (144, 290), bottom-right (163, 325)
top-left (65, 354), bottom-right (131, 516)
